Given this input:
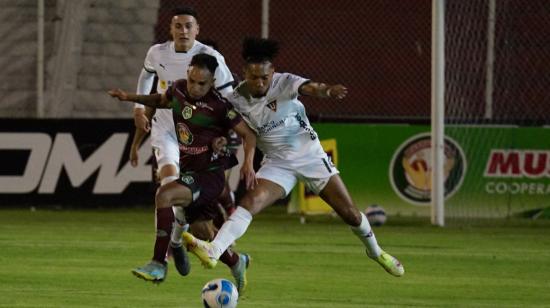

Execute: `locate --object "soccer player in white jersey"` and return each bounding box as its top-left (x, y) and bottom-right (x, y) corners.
top-left (184, 37), bottom-right (405, 278)
top-left (130, 7), bottom-right (248, 285)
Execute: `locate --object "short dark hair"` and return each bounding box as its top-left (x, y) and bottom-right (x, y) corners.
top-left (190, 53), bottom-right (219, 75)
top-left (242, 37), bottom-right (279, 63)
top-left (172, 6), bottom-right (198, 19)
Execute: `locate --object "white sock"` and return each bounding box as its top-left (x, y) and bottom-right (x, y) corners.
top-left (229, 191), bottom-right (235, 204)
top-left (350, 212), bottom-right (382, 258)
top-left (211, 207), bottom-right (253, 259)
top-left (170, 207), bottom-right (188, 247)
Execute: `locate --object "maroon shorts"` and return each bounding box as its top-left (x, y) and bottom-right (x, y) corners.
top-left (177, 168), bottom-right (225, 223)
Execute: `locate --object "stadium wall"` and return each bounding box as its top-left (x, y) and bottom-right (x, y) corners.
top-left (3, 1), bottom-right (547, 123)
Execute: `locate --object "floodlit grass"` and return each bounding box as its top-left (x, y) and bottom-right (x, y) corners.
top-left (1, 206), bottom-right (549, 307)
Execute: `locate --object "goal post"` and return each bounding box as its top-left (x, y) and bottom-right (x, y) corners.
top-left (431, 0), bottom-right (445, 226)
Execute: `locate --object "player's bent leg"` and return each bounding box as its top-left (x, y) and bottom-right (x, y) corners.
top-left (239, 178), bottom-right (286, 215)
top-left (149, 183), bottom-right (193, 278)
top-left (155, 182), bottom-right (193, 209)
top-left (319, 175), bottom-right (404, 277)
top-left (183, 179), bottom-right (283, 269)
top-left (318, 174), bottom-right (361, 226)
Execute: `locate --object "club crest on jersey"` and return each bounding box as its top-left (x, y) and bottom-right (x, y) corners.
top-left (182, 106), bottom-right (193, 119)
top-left (227, 109), bottom-right (237, 120)
top-left (177, 123), bottom-right (194, 145)
top-left (266, 100), bottom-right (277, 112)
top-left (160, 80), bottom-right (167, 90)
top-left (180, 175), bottom-right (194, 185)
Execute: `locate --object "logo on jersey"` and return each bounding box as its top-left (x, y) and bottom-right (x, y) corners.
top-left (182, 106), bottom-right (193, 119)
top-left (266, 100), bottom-right (277, 112)
top-left (389, 133), bottom-right (466, 205)
top-left (176, 123), bottom-right (194, 145)
top-left (160, 80), bottom-right (167, 90)
top-left (227, 110), bottom-right (237, 120)
top-left (159, 63), bottom-right (166, 70)
top-left (295, 114), bottom-right (317, 140)
top-left (180, 175), bottom-right (195, 185)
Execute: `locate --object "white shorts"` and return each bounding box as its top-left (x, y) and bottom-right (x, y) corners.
top-left (151, 110), bottom-right (180, 172)
top-left (256, 153), bottom-right (339, 196)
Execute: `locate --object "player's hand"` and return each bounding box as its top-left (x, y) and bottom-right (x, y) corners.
top-left (212, 137), bottom-right (228, 154)
top-left (240, 163), bottom-right (257, 191)
top-left (129, 144), bottom-right (139, 167)
top-left (134, 112), bottom-right (151, 132)
top-left (328, 85), bottom-right (348, 100)
top-left (107, 88), bottom-right (129, 101)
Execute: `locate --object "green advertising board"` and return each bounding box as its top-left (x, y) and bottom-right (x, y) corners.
top-left (312, 123), bottom-right (550, 218)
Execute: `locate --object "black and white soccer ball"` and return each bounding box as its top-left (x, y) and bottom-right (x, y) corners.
top-left (201, 278), bottom-right (239, 308)
top-left (365, 205), bottom-right (387, 226)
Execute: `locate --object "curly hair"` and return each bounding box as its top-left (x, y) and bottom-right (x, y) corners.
top-left (242, 37), bottom-right (279, 63)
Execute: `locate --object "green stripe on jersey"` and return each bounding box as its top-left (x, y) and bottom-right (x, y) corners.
top-left (188, 113), bottom-right (215, 127)
top-left (170, 98), bottom-right (181, 115)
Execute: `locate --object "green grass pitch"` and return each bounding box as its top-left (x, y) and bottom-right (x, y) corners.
top-left (1, 206), bottom-right (549, 307)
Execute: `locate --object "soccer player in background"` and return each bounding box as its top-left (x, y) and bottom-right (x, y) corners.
top-left (109, 54), bottom-right (257, 288)
top-left (184, 37), bottom-right (405, 278)
top-left (129, 7), bottom-right (241, 280)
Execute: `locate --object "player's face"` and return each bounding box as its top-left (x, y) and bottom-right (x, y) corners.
top-left (170, 15), bottom-right (199, 52)
top-left (186, 66), bottom-right (214, 100)
top-left (244, 62), bottom-right (274, 98)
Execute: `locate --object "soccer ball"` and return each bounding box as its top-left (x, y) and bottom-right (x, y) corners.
top-left (201, 278), bottom-right (239, 308)
top-left (365, 205), bottom-right (387, 226)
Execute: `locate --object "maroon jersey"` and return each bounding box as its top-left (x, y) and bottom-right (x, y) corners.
top-left (165, 79), bottom-right (242, 172)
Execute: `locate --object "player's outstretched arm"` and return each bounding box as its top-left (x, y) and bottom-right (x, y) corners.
top-left (299, 82), bottom-right (348, 100)
top-left (233, 121), bottom-right (257, 190)
top-left (107, 89), bottom-right (169, 108)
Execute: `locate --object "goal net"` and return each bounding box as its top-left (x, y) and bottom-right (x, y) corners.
top-left (442, 0), bottom-right (550, 220)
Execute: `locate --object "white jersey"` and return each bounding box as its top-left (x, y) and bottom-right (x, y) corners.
top-left (228, 72), bottom-right (326, 161)
top-left (138, 40), bottom-right (234, 148)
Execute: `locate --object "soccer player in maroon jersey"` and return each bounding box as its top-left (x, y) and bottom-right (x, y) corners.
top-left (130, 7), bottom-right (237, 283)
top-left (108, 53), bottom-right (256, 288)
